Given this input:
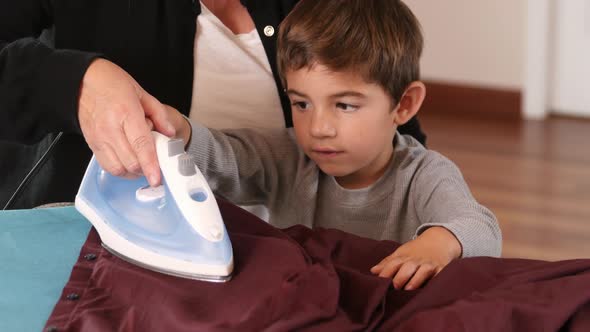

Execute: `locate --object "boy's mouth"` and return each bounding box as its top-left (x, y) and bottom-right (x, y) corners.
top-left (311, 148), bottom-right (343, 158)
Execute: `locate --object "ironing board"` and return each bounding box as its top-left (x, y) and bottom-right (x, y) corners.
top-left (0, 207), bottom-right (91, 332)
top-left (46, 198), bottom-right (590, 331)
top-left (3, 205), bottom-right (590, 331)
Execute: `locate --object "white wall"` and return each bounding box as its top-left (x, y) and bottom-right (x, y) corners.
top-left (523, 0), bottom-right (551, 119)
top-left (405, 0), bottom-right (527, 90)
top-left (550, 0), bottom-right (590, 117)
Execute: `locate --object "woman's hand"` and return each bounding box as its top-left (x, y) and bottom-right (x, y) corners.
top-left (78, 59), bottom-right (175, 186)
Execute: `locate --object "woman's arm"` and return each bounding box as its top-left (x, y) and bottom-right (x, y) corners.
top-left (0, 1), bottom-right (100, 143)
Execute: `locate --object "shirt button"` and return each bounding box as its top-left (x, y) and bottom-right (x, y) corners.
top-left (66, 293), bottom-right (80, 301)
top-left (263, 25), bottom-right (275, 37)
top-left (84, 253), bottom-right (97, 261)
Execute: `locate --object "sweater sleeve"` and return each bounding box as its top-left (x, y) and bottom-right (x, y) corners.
top-left (0, 1), bottom-right (101, 144)
top-left (186, 120), bottom-right (302, 207)
top-left (411, 152), bottom-right (502, 258)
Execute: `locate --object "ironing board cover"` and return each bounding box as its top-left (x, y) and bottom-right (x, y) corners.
top-left (0, 207), bottom-right (91, 332)
top-left (45, 198), bottom-right (590, 331)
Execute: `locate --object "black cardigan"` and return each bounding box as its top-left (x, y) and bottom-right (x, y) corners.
top-left (0, 0), bottom-right (425, 208)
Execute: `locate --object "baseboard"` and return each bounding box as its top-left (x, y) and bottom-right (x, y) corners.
top-left (420, 81), bottom-right (522, 121)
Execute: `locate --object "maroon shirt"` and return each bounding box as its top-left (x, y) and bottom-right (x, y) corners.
top-left (46, 198), bottom-right (590, 331)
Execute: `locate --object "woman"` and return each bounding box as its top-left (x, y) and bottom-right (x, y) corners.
top-left (0, 0), bottom-right (425, 209)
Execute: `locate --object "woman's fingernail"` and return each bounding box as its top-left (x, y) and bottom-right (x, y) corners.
top-left (148, 174), bottom-right (158, 186)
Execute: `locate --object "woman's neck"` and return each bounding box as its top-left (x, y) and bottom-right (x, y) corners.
top-left (201, 0), bottom-right (255, 34)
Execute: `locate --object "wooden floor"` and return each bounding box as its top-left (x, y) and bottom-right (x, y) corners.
top-left (419, 112), bottom-right (590, 261)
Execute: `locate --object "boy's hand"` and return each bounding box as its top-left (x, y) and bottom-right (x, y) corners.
top-left (162, 105), bottom-right (192, 147)
top-left (370, 227), bottom-right (462, 290)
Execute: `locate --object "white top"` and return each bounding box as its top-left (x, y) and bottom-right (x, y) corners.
top-left (189, 2), bottom-right (285, 130)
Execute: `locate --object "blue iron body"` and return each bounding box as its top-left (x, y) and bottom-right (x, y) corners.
top-left (75, 135), bottom-right (233, 282)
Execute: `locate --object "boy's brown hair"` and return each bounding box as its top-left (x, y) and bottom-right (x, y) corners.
top-left (277, 0), bottom-right (423, 104)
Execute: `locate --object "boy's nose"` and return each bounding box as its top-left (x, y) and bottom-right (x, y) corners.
top-left (309, 109), bottom-right (336, 138)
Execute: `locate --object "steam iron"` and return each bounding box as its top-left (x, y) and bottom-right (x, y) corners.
top-left (75, 132), bottom-right (233, 282)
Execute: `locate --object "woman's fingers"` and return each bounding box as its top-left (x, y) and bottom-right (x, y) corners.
top-left (78, 59), bottom-right (164, 186)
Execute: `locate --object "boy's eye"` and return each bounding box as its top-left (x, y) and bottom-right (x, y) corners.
top-left (336, 102), bottom-right (359, 112)
top-left (291, 101), bottom-right (310, 111)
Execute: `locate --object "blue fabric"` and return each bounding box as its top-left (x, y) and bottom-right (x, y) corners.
top-left (0, 207), bottom-right (90, 332)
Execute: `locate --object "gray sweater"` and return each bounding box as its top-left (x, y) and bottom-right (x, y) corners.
top-left (187, 122), bottom-right (502, 258)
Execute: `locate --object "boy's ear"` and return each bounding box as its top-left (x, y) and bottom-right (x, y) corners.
top-left (393, 81), bottom-right (426, 125)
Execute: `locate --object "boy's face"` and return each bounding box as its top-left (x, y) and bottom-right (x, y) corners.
top-left (286, 64), bottom-right (398, 189)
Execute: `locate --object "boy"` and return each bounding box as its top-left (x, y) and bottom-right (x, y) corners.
top-left (166, 0), bottom-right (502, 290)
